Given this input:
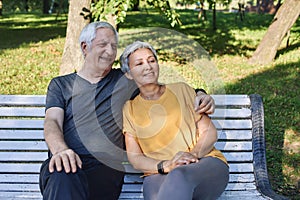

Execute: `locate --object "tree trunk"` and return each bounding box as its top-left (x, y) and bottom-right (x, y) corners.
top-left (0, 0), bottom-right (2, 16)
top-left (132, 0), bottom-right (140, 11)
top-left (248, 0), bottom-right (300, 65)
top-left (261, 0), bottom-right (275, 13)
top-left (43, 0), bottom-right (50, 14)
top-left (24, 0), bottom-right (29, 12)
top-left (212, 2), bottom-right (216, 30)
top-left (59, 0), bottom-right (91, 75)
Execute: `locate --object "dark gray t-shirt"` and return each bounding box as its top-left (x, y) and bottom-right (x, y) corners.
top-left (45, 69), bottom-right (137, 163)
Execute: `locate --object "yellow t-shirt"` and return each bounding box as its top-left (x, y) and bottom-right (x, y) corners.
top-left (123, 82), bottom-right (227, 164)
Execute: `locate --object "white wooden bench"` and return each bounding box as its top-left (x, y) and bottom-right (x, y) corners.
top-left (0, 94), bottom-right (288, 200)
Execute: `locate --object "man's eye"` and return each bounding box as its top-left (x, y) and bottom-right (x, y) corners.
top-left (111, 44), bottom-right (117, 50)
top-left (98, 43), bottom-right (106, 47)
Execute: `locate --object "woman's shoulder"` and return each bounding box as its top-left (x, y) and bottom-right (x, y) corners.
top-left (167, 82), bottom-right (194, 91)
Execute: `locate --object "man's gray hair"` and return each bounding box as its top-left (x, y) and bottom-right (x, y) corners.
top-left (79, 21), bottom-right (118, 55)
top-left (120, 41), bottom-right (158, 73)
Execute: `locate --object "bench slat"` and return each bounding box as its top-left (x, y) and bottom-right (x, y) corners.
top-left (0, 164), bottom-right (41, 173)
top-left (0, 140), bottom-right (252, 153)
top-left (218, 130), bottom-right (252, 140)
top-left (229, 163), bottom-right (253, 173)
top-left (0, 130), bottom-right (252, 141)
top-left (0, 141), bottom-right (252, 151)
top-left (118, 192), bottom-right (143, 200)
top-left (0, 184), bottom-right (40, 192)
top-left (0, 130), bottom-right (44, 139)
top-left (0, 95), bottom-right (46, 106)
top-left (0, 119), bottom-right (252, 130)
top-left (218, 190), bottom-right (269, 199)
top-left (0, 119), bottom-right (44, 129)
top-left (0, 183), bottom-right (260, 195)
top-left (223, 152), bottom-right (253, 162)
top-left (0, 173), bottom-right (256, 186)
top-left (0, 141), bottom-right (48, 150)
top-left (120, 181), bottom-right (258, 193)
top-left (210, 108), bottom-right (251, 119)
top-left (0, 163), bottom-right (253, 174)
top-left (226, 182), bottom-right (257, 190)
top-left (215, 141), bottom-right (252, 151)
top-left (0, 107), bottom-right (45, 117)
top-left (123, 162), bottom-right (253, 174)
top-left (0, 191), bottom-right (269, 200)
top-left (0, 152), bottom-right (48, 162)
top-left (0, 107), bottom-right (252, 119)
top-left (211, 95), bottom-right (251, 106)
top-left (0, 95), bottom-right (250, 107)
top-left (0, 192), bottom-right (42, 200)
top-left (0, 174), bottom-right (39, 183)
top-left (123, 173), bottom-right (256, 184)
top-left (213, 119), bottom-right (252, 129)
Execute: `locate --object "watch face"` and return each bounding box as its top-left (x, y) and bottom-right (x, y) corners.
top-left (157, 160), bottom-right (167, 174)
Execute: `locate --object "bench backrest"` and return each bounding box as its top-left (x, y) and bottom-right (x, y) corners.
top-left (0, 94), bottom-right (270, 199)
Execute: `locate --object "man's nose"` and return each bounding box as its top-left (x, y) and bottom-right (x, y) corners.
top-left (105, 44), bottom-right (116, 55)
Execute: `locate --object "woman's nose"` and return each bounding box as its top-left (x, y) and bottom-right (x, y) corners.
top-left (144, 61), bottom-right (153, 70)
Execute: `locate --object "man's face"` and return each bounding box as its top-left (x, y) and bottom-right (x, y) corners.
top-left (83, 27), bottom-right (117, 70)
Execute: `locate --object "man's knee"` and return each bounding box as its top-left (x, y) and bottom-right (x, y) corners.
top-left (40, 167), bottom-right (88, 200)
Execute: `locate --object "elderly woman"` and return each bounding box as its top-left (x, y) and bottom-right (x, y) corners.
top-left (120, 41), bottom-right (229, 200)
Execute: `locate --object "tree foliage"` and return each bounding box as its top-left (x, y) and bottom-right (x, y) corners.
top-left (146, 0), bottom-right (181, 26)
top-left (91, 0), bottom-right (132, 25)
top-left (90, 0), bottom-right (181, 27)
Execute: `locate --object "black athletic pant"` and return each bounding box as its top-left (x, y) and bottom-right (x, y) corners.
top-left (39, 156), bottom-right (125, 200)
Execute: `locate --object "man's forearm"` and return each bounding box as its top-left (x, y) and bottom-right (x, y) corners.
top-left (44, 120), bottom-right (69, 155)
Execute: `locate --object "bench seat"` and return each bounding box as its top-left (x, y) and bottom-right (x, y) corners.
top-left (0, 94), bottom-right (287, 200)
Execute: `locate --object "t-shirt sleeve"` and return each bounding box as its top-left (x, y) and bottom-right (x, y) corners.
top-left (122, 101), bottom-right (137, 138)
top-left (180, 82), bottom-right (202, 122)
top-left (45, 78), bottom-right (65, 111)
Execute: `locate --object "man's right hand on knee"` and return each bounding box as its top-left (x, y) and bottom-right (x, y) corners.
top-left (49, 149), bottom-right (82, 173)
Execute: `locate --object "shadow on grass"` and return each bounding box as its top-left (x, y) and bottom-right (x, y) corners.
top-left (0, 14), bottom-right (67, 50)
top-left (225, 60), bottom-right (300, 199)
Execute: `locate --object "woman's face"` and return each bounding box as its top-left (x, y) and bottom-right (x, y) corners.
top-left (127, 48), bottom-right (159, 87)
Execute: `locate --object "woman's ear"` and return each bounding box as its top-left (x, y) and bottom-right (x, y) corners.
top-left (125, 72), bottom-right (133, 80)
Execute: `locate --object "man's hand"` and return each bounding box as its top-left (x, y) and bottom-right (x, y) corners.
top-left (194, 92), bottom-right (215, 114)
top-left (49, 149), bottom-right (82, 173)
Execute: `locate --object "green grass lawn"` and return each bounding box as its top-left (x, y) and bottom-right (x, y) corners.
top-left (0, 10), bottom-right (299, 199)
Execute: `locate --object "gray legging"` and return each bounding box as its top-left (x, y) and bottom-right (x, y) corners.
top-left (143, 157), bottom-right (229, 200)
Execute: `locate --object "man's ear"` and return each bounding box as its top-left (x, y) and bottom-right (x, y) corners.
top-left (125, 72), bottom-right (133, 80)
top-left (81, 42), bottom-right (88, 57)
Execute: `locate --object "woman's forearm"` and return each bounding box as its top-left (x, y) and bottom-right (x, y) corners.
top-left (190, 114), bottom-right (217, 158)
top-left (127, 153), bottom-right (161, 174)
